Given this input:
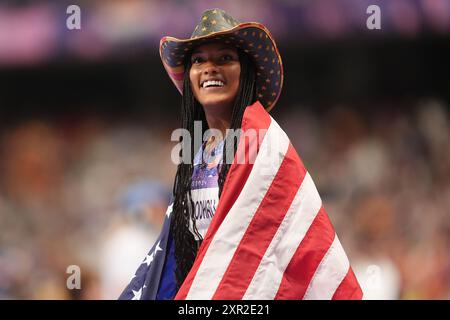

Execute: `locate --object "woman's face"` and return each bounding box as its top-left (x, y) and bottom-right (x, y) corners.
top-left (189, 42), bottom-right (241, 113)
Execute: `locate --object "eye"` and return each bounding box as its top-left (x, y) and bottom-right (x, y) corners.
top-left (191, 56), bottom-right (204, 64)
top-left (221, 54), bottom-right (233, 61)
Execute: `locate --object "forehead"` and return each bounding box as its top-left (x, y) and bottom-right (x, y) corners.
top-left (191, 42), bottom-right (238, 55)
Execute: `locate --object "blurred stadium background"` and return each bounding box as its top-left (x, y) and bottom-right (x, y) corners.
top-left (0, 0), bottom-right (449, 299)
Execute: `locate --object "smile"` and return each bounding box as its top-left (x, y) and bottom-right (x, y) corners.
top-left (201, 80), bottom-right (225, 89)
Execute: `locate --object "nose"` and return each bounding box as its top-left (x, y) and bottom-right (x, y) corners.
top-left (202, 60), bottom-right (219, 75)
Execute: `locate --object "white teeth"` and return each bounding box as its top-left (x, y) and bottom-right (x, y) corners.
top-left (202, 80), bottom-right (224, 88)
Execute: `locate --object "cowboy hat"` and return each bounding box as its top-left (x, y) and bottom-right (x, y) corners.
top-left (159, 8), bottom-right (284, 111)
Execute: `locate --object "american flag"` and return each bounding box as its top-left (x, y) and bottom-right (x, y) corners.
top-left (119, 101), bottom-right (363, 300)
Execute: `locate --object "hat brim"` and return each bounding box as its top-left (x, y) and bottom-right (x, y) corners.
top-left (159, 22), bottom-right (283, 112)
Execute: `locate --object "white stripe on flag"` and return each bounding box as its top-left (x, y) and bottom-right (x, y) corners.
top-left (303, 235), bottom-right (350, 300)
top-left (186, 119), bottom-right (290, 299)
top-left (243, 172), bottom-right (322, 299)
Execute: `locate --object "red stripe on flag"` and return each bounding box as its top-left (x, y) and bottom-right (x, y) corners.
top-left (274, 206), bottom-right (335, 299)
top-left (175, 101), bottom-right (271, 300)
top-left (212, 144), bottom-right (307, 299)
top-left (332, 267), bottom-right (363, 300)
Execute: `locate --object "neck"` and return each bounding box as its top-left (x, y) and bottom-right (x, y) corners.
top-left (203, 105), bottom-right (233, 141)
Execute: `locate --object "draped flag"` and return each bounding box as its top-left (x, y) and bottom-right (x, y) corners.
top-left (119, 101), bottom-right (363, 300)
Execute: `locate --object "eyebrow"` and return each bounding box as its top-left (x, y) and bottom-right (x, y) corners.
top-left (191, 46), bottom-right (236, 55)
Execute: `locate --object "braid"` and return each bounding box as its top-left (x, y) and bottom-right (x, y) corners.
top-left (218, 51), bottom-right (256, 197)
top-left (171, 50), bottom-right (256, 290)
top-left (170, 65), bottom-right (206, 289)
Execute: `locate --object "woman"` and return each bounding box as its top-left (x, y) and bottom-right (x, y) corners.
top-left (120, 9), bottom-right (362, 300)
top-left (171, 38), bottom-right (259, 293)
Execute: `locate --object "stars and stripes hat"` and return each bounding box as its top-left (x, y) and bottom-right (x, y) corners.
top-left (159, 8), bottom-right (284, 112)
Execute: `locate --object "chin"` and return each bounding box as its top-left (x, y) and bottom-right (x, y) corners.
top-left (200, 96), bottom-right (233, 109)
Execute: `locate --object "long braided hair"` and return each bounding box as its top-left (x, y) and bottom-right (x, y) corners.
top-left (170, 48), bottom-right (257, 290)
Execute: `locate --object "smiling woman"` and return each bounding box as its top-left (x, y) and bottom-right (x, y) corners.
top-left (171, 37), bottom-right (257, 294)
top-left (119, 8), bottom-right (363, 301)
